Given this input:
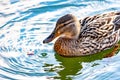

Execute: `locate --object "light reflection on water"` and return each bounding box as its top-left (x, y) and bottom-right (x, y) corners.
top-left (0, 0), bottom-right (120, 80)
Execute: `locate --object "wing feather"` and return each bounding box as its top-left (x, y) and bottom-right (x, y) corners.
top-left (79, 17), bottom-right (115, 39)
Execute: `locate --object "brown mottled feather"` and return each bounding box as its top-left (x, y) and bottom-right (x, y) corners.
top-left (43, 12), bottom-right (120, 56)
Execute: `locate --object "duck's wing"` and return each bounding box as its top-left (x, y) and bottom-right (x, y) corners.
top-left (79, 12), bottom-right (120, 40)
top-left (77, 12), bottom-right (120, 54)
top-left (80, 12), bottom-right (120, 27)
top-left (79, 17), bottom-right (114, 39)
top-left (79, 30), bottom-right (119, 55)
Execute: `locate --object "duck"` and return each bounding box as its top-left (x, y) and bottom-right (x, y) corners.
top-left (43, 12), bottom-right (120, 57)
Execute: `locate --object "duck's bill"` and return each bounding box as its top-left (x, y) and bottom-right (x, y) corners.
top-left (43, 33), bottom-right (55, 43)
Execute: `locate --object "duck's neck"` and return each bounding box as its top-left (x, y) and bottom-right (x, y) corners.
top-left (54, 37), bottom-right (90, 56)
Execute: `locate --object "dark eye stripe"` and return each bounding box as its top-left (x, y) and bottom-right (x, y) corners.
top-left (55, 19), bottom-right (74, 31)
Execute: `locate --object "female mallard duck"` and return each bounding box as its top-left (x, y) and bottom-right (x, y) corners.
top-left (43, 12), bottom-right (120, 57)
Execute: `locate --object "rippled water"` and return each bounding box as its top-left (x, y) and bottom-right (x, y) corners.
top-left (0, 0), bottom-right (120, 80)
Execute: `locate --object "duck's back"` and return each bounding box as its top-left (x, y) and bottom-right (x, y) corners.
top-left (80, 12), bottom-right (120, 27)
top-left (78, 12), bottom-right (120, 53)
top-left (79, 12), bottom-right (120, 39)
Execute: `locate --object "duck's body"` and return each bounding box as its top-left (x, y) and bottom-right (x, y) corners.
top-left (43, 12), bottom-right (120, 57)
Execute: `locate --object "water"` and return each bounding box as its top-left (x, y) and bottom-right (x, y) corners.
top-left (0, 0), bottom-right (120, 80)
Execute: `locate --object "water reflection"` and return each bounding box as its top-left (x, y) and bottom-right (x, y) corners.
top-left (53, 47), bottom-right (117, 80)
top-left (55, 54), bottom-right (82, 80)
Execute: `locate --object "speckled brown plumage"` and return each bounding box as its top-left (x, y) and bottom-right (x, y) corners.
top-left (43, 12), bottom-right (120, 57)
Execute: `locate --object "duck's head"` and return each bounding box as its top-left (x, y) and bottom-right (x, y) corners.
top-left (43, 14), bottom-right (81, 43)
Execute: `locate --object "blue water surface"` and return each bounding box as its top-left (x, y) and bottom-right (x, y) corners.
top-left (0, 0), bottom-right (120, 80)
